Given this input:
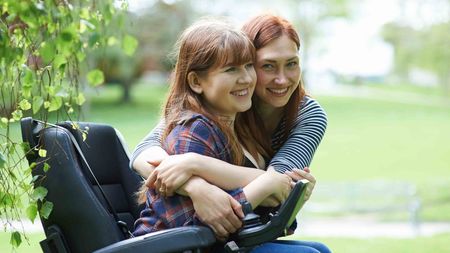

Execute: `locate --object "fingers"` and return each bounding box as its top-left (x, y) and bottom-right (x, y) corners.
top-left (285, 170), bottom-right (302, 182)
top-left (229, 197), bottom-right (244, 219)
top-left (145, 170), bottom-right (158, 188)
top-left (210, 223), bottom-right (229, 240)
top-left (288, 168), bottom-right (316, 184)
top-left (261, 196), bottom-right (280, 207)
top-left (147, 159), bottom-right (162, 167)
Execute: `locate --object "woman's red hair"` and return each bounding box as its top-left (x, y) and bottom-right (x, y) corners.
top-left (238, 14), bottom-right (306, 158)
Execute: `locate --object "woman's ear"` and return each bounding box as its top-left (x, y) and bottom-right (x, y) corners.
top-left (187, 72), bottom-right (203, 94)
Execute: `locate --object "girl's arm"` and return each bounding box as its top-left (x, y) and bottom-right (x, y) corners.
top-left (148, 153), bottom-right (264, 195)
top-left (269, 97), bottom-right (327, 173)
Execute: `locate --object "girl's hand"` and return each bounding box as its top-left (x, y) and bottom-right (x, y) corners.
top-left (188, 181), bottom-right (244, 241)
top-left (285, 167), bottom-right (316, 201)
top-left (265, 169), bottom-right (293, 204)
top-left (146, 153), bottom-right (197, 197)
top-left (259, 195), bottom-right (281, 207)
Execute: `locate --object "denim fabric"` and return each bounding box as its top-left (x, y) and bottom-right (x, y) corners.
top-left (249, 240), bottom-right (332, 253)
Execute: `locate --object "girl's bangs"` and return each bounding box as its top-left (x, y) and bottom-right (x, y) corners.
top-left (215, 32), bottom-right (255, 68)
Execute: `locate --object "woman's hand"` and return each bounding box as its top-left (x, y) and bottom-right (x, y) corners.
top-left (146, 153), bottom-right (197, 196)
top-left (187, 179), bottom-right (244, 241)
top-left (285, 167), bottom-right (316, 201)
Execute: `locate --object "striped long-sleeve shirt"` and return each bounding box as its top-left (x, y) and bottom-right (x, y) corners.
top-left (130, 96), bottom-right (327, 173)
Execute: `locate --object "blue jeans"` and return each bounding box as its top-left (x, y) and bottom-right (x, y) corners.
top-left (249, 240), bottom-right (332, 253)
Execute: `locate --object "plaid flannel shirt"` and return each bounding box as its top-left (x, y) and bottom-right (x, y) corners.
top-left (133, 113), bottom-right (247, 236)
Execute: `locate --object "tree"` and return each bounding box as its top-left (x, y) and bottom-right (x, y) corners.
top-left (381, 21), bottom-right (450, 95)
top-left (133, 0), bottom-right (200, 72)
top-left (0, 0), bottom-right (136, 248)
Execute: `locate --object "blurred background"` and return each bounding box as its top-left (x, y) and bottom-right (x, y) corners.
top-left (2, 0), bottom-right (449, 252)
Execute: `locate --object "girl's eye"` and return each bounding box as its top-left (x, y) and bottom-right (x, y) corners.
top-left (225, 67), bottom-right (236, 72)
top-left (245, 63), bottom-right (254, 69)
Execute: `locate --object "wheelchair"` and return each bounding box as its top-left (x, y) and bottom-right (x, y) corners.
top-left (21, 117), bottom-right (308, 253)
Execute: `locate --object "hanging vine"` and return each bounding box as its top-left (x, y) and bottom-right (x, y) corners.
top-left (0, 0), bottom-right (137, 248)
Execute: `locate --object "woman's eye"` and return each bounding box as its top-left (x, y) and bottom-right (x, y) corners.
top-left (287, 61), bottom-right (298, 68)
top-left (245, 63), bottom-right (254, 69)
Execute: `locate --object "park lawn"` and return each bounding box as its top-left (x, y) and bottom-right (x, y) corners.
top-left (287, 233), bottom-right (450, 253)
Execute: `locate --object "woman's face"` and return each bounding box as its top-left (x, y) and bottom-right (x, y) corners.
top-left (197, 62), bottom-right (256, 119)
top-left (254, 35), bottom-right (300, 109)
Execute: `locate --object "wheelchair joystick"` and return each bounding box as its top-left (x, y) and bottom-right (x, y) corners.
top-left (241, 202), bottom-right (262, 229)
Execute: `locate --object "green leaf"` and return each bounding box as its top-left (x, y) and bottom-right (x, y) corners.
top-left (122, 35), bottom-right (138, 56)
top-left (107, 36), bottom-right (118, 46)
top-left (76, 93), bottom-right (86, 106)
top-left (87, 69), bottom-right (104, 87)
top-left (26, 204), bottom-right (38, 223)
top-left (43, 162), bottom-right (50, 172)
top-left (40, 201), bottom-right (53, 219)
top-left (32, 186), bottom-right (48, 201)
top-left (10, 231), bottom-right (22, 248)
top-left (48, 96), bottom-right (62, 112)
top-left (39, 41), bottom-right (56, 63)
top-left (89, 32), bottom-right (100, 47)
top-left (53, 54), bottom-right (66, 69)
top-left (0, 117), bottom-right (7, 129)
top-left (0, 151), bottom-right (6, 168)
top-left (11, 110), bottom-right (23, 121)
top-left (32, 96), bottom-right (44, 114)
top-left (19, 99), bottom-right (31, 111)
top-left (23, 68), bottom-right (34, 86)
top-left (38, 149), bottom-right (47, 158)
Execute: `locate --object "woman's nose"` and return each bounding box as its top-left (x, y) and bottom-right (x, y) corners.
top-left (274, 71), bottom-right (288, 85)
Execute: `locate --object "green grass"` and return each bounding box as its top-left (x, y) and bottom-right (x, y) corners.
top-left (313, 95), bottom-right (450, 181)
top-left (0, 232), bottom-right (44, 253)
top-left (288, 233), bottom-right (450, 253)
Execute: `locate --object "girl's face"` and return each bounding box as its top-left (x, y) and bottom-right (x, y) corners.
top-left (254, 35), bottom-right (300, 109)
top-left (198, 62), bottom-right (256, 119)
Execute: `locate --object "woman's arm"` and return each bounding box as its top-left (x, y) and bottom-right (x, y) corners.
top-left (130, 120), bottom-right (166, 178)
top-left (269, 97), bottom-right (328, 173)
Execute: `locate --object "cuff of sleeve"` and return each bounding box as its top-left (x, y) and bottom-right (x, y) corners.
top-left (227, 187), bottom-right (247, 205)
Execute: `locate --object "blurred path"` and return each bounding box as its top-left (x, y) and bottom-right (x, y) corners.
top-left (296, 218), bottom-right (450, 238)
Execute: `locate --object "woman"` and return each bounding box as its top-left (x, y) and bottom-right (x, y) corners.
top-left (133, 15), bottom-right (330, 253)
top-left (133, 18), bottom-right (293, 240)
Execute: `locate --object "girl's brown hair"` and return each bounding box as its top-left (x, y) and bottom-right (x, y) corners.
top-left (138, 19), bottom-right (257, 204)
top-left (163, 19), bottom-right (257, 164)
top-left (238, 14), bottom-right (306, 158)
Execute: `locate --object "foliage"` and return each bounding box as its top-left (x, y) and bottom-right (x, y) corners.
top-left (381, 19), bottom-right (450, 95)
top-left (0, 0), bottom-right (136, 248)
top-left (132, 0), bottom-right (200, 72)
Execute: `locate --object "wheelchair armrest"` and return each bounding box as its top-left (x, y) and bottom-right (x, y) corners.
top-left (229, 180), bottom-right (309, 249)
top-left (93, 226), bottom-right (215, 253)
